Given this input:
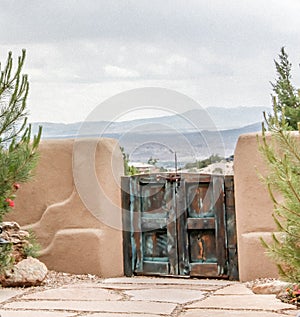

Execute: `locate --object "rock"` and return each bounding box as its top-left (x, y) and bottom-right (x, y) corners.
top-left (0, 257), bottom-right (48, 287)
top-left (0, 221), bottom-right (33, 263)
top-left (17, 230), bottom-right (30, 239)
top-left (1, 222), bottom-right (20, 232)
top-left (250, 280), bottom-right (289, 295)
top-left (0, 221), bottom-right (47, 287)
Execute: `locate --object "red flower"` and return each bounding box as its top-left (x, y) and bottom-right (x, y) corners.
top-left (5, 198), bottom-right (15, 208)
top-left (13, 183), bottom-right (20, 190)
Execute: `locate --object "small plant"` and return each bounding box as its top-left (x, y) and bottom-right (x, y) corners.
top-left (120, 146), bottom-right (139, 175)
top-left (283, 284), bottom-right (300, 307)
top-left (23, 230), bottom-right (41, 258)
top-left (0, 244), bottom-right (14, 274)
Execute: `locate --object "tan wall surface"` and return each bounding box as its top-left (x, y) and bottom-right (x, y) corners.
top-left (7, 132), bottom-right (296, 281)
top-left (6, 138), bottom-right (124, 278)
top-left (234, 132), bottom-right (299, 282)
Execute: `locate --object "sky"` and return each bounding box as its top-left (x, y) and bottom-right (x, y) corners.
top-left (1, 0), bottom-right (300, 123)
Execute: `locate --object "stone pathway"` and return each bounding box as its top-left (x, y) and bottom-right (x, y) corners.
top-left (0, 276), bottom-right (298, 316)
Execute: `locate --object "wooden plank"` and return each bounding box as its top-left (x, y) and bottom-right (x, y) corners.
top-left (177, 179), bottom-right (190, 276)
top-left (141, 217), bottom-right (167, 230)
top-left (121, 176), bottom-right (132, 277)
top-left (138, 261), bottom-right (169, 275)
top-left (225, 175), bottom-right (239, 280)
top-left (132, 177), bottom-right (143, 273)
top-left (184, 173), bottom-right (212, 183)
top-left (189, 263), bottom-right (219, 277)
top-left (140, 182), bottom-right (166, 213)
top-left (187, 217), bottom-right (215, 230)
top-left (186, 182), bottom-right (213, 217)
top-left (142, 210), bottom-right (169, 217)
top-left (213, 175), bottom-right (227, 277)
top-left (167, 181), bottom-right (178, 275)
top-left (143, 230), bottom-right (168, 259)
top-left (139, 176), bottom-right (165, 185)
top-left (188, 229), bottom-right (217, 263)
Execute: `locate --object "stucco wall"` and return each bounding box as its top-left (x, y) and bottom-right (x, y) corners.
top-left (7, 132), bottom-right (296, 281)
top-left (6, 138), bottom-right (124, 277)
top-left (234, 132), bottom-right (300, 282)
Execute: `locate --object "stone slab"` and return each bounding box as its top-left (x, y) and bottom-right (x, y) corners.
top-left (80, 313), bottom-right (158, 317)
top-left (283, 309), bottom-right (300, 315)
top-left (0, 311), bottom-right (75, 317)
top-left (181, 309), bottom-right (297, 317)
top-left (186, 294), bottom-right (293, 311)
top-left (251, 280), bottom-right (289, 294)
top-left (0, 289), bottom-right (25, 302)
top-left (3, 300), bottom-right (177, 315)
top-left (103, 277), bottom-right (234, 286)
top-left (214, 284), bottom-right (254, 295)
top-left (21, 287), bottom-right (122, 300)
top-left (71, 282), bottom-right (221, 291)
top-left (125, 288), bottom-right (206, 303)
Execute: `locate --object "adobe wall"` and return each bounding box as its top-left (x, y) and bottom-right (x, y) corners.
top-left (234, 132), bottom-right (299, 282)
top-left (6, 138), bottom-right (124, 278)
top-left (7, 133), bottom-right (296, 281)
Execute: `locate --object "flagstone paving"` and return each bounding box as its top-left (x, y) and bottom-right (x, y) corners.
top-left (0, 276), bottom-right (298, 317)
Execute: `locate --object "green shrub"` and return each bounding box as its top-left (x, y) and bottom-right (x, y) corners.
top-left (22, 230), bottom-right (41, 258)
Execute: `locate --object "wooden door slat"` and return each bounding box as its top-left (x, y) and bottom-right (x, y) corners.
top-left (141, 217), bottom-right (167, 230)
top-left (187, 217), bottom-right (215, 230)
top-left (140, 261), bottom-right (169, 275)
top-left (190, 263), bottom-right (219, 277)
top-left (213, 176), bottom-right (227, 276)
top-left (121, 176), bottom-right (132, 277)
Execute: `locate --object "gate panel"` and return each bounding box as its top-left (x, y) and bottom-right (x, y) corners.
top-left (131, 176), bottom-right (179, 276)
top-left (122, 173), bottom-right (238, 280)
top-left (183, 175), bottom-right (227, 277)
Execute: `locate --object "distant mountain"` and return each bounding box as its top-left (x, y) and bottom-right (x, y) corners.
top-left (205, 106), bottom-right (268, 129)
top-left (31, 106), bottom-right (266, 166)
top-left (32, 106), bottom-right (268, 136)
top-left (116, 122), bottom-right (262, 165)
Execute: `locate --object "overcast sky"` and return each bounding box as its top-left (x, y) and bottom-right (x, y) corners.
top-left (1, 0), bottom-right (300, 123)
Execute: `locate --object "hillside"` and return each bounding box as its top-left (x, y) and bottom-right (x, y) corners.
top-left (31, 107), bottom-right (266, 166)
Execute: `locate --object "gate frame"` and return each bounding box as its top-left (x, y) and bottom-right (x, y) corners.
top-left (122, 173), bottom-right (238, 280)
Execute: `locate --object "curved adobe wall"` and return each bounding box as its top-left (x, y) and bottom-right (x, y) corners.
top-left (234, 132), bottom-right (299, 281)
top-left (6, 138), bottom-right (124, 277)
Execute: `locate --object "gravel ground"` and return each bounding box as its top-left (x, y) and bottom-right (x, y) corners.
top-left (0, 270), bottom-right (104, 293)
top-left (40, 270), bottom-right (103, 288)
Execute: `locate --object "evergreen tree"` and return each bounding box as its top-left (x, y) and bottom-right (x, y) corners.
top-left (147, 157), bottom-right (158, 166)
top-left (120, 147), bottom-right (138, 175)
top-left (269, 47), bottom-right (300, 130)
top-left (260, 97), bottom-right (300, 282)
top-left (0, 50), bottom-right (42, 221)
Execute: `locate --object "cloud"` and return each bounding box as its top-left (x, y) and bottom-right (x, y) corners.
top-left (103, 65), bottom-right (140, 78)
top-left (1, 0), bottom-right (300, 123)
top-left (0, 0), bottom-right (297, 48)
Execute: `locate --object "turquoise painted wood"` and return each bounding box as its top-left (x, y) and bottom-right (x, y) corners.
top-left (122, 173), bottom-right (238, 280)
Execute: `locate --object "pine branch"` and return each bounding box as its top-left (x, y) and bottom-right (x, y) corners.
top-left (259, 48), bottom-right (300, 282)
top-left (0, 50), bottom-right (42, 222)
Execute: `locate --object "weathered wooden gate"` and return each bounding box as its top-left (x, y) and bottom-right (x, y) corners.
top-left (122, 173), bottom-right (238, 280)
